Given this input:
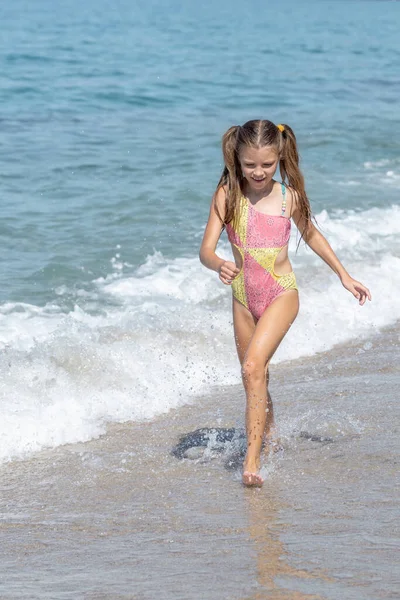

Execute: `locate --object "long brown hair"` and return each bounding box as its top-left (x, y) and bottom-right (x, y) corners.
top-left (214, 119), bottom-right (313, 241)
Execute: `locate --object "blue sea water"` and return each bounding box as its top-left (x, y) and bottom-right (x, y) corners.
top-left (1, 0), bottom-right (399, 304)
top-left (0, 0), bottom-right (400, 461)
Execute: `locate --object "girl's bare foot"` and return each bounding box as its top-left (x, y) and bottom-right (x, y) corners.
top-left (242, 470), bottom-right (264, 487)
top-left (242, 457), bottom-right (264, 487)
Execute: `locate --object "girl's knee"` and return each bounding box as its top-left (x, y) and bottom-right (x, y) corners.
top-left (242, 357), bottom-right (270, 383)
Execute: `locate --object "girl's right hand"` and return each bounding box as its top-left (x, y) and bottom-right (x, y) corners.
top-left (218, 261), bottom-right (240, 285)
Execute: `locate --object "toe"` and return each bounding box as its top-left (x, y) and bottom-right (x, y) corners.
top-left (242, 471), bottom-right (264, 487)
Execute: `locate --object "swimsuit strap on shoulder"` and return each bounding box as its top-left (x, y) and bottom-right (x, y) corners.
top-left (280, 183), bottom-right (287, 216)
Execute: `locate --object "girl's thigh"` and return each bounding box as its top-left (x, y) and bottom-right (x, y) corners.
top-left (232, 298), bottom-right (256, 365)
top-left (245, 290), bottom-right (299, 367)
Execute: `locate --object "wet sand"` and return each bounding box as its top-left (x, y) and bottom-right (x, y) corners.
top-left (0, 325), bottom-right (399, 599)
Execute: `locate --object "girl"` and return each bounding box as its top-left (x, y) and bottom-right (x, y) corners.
top-left (199, 120), bottom-right (371, 488)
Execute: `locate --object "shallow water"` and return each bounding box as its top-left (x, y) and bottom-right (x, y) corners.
top-left (1, 326), bottom-right (398, 599)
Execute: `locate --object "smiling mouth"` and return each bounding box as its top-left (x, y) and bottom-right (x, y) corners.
top-left (252, 178), bottom-right (265, 182)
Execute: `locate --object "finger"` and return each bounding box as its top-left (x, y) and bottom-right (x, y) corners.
top-left (362, 290), bottom-right (368, 305)
top-left (356, 285), bottom-right (371, 303)
top-left (224, 264), bottom-right (240, 275)
top-left (221, 265), bottom-right (235, 274)
top-left (357, 283), bottom-right (371, 300)
top-left (361, 290), bottom-right (368, 306)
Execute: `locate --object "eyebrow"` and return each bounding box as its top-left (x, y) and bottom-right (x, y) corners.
top-left (244, 160), bottom-right (274, 164)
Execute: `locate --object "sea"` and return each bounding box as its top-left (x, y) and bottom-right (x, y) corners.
top-left (0, 0), bottom-right (399, 598)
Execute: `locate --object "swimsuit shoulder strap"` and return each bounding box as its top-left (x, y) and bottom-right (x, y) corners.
top-left (280, 183), bottom-right (287, 216)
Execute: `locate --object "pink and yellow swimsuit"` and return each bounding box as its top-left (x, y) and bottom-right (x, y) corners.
top-left (226, 183), bottom-right (298, 320)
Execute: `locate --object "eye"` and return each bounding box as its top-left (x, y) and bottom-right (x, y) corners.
top-left (244, 163), bottom-right (255, 168)
top-left (263, 163), bottom-right (273, 168)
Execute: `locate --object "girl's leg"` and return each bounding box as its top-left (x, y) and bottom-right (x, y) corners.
top-left (232, 298), bottom-right (256, 364)
top-left (241, 291), bottom-right (299, 486)
top-left (233, 299), bottom-right (276, 454)
top-left (263, 371), bottom-right (277, 451)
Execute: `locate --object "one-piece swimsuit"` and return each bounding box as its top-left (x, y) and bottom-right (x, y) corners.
top-left (226, 183), bottom-right (298, 320)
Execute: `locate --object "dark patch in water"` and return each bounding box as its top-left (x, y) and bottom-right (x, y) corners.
top-left (300, 431), bottom-right (335, 443)
top-left (172, 428), bottom-right (334, 464)
top-left (171, 427), bottom-right (243, 459)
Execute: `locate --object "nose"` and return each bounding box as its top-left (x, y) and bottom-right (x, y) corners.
top-left (253, 168), bottom-right (264, 178)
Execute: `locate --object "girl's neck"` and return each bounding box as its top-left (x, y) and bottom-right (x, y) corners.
top-left (244, 179), bottom-right (276, 202)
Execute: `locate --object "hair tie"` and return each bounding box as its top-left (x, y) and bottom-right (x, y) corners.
top-left (277, 124), bottom-right (285, 132)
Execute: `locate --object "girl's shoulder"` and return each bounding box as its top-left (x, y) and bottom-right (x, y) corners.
top-left (213, 184), bottom-right (227, 206)
top-left (211, 184), bottom-right (228, 222)
top-left (217, 183), bottom-right (228, 195)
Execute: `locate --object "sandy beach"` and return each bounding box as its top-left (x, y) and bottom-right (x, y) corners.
top-left (1, 324), bottom-right (398, 599)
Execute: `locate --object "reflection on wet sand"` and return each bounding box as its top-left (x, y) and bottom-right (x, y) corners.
top-left (241, 489), bottom-right (332, 600)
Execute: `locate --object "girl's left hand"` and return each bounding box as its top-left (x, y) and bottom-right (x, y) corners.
top-left (341, 275), bottom-right (372, 306)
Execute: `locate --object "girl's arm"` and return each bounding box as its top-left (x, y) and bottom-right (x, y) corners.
top-left (199, 187), bottom-right (240, 285)
top-left (290, 190), bottom-right (371, 306)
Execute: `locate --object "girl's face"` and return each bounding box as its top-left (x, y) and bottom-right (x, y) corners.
top-left (239, 145), bottom-right (279, 193)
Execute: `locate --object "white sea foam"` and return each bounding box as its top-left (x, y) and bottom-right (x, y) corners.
top-left (0, 206), bottom-right (399, 463)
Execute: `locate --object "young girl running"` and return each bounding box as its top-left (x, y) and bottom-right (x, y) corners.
top-left (199, 120), bottom-right (371, 488)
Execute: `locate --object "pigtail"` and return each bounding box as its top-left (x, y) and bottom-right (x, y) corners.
top-left (278, 124), bottom-right (313, 242)
top-left (214, 126), bottom-right (243, 226)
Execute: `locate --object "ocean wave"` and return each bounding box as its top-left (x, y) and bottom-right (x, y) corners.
top-left (0, 206), bottom-right (398, 463)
